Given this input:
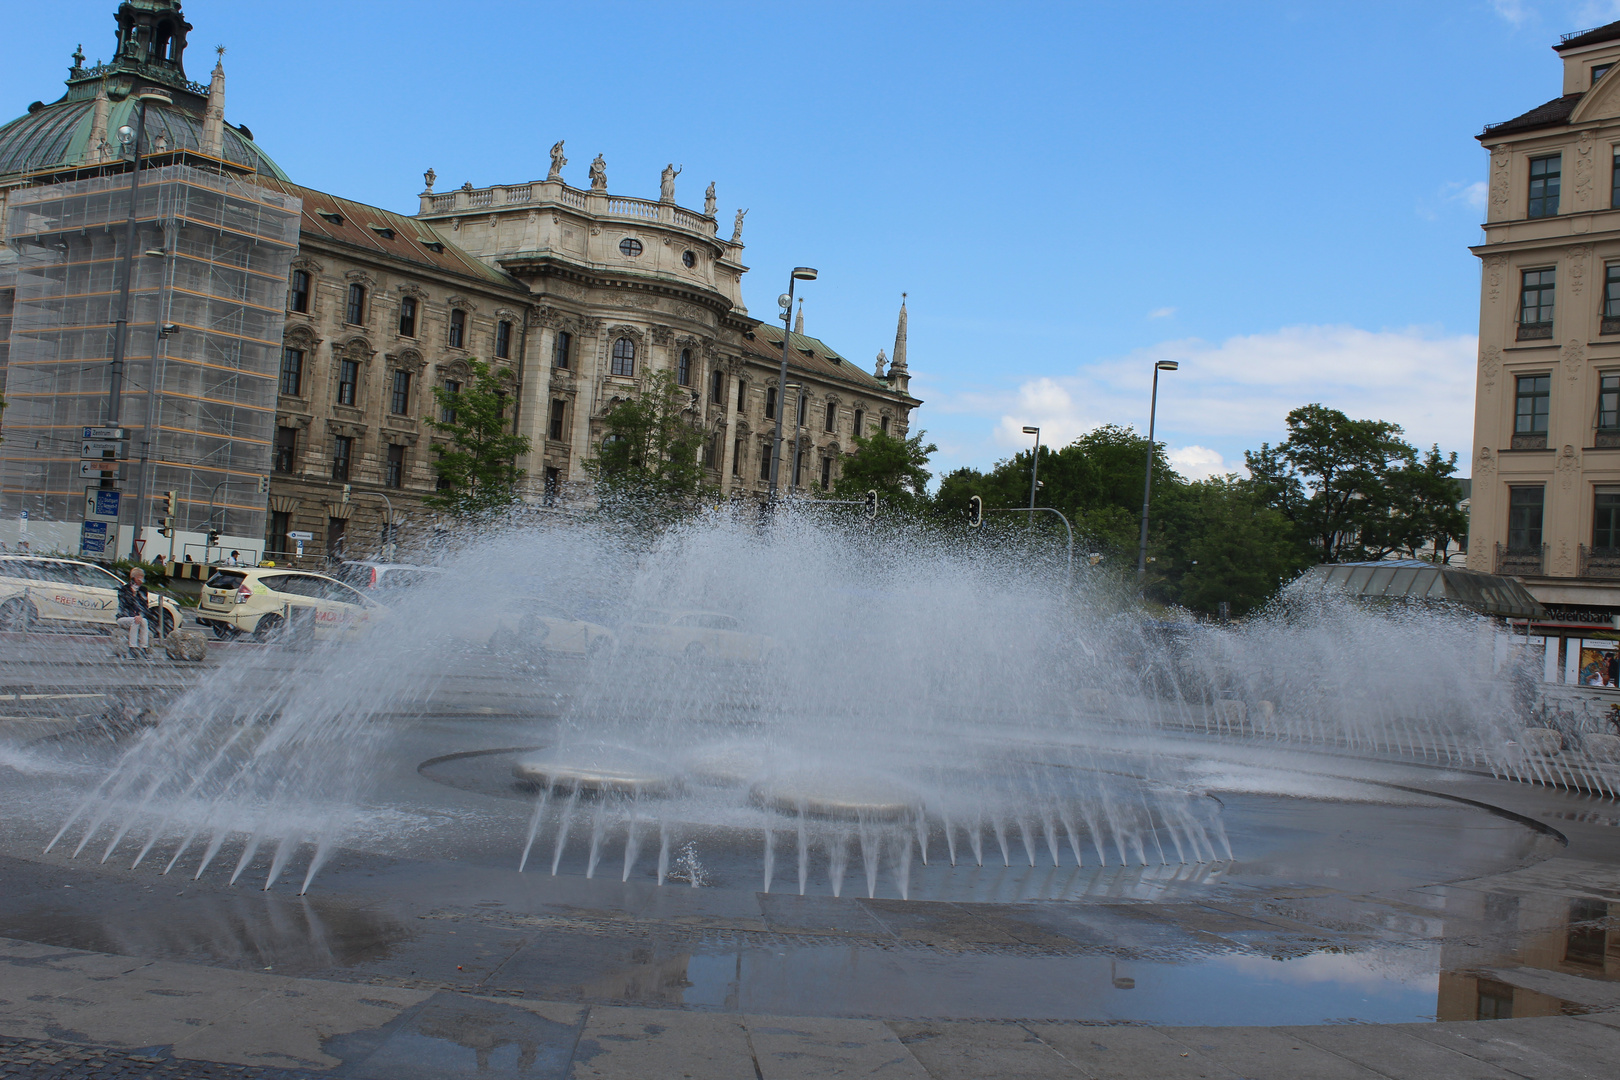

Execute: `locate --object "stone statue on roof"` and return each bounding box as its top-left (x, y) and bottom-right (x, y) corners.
top-left (731, 208), bottom-right (747, 244)
top-left (589, 154), bottom-right (607, 192)
top-left (874, 349), bottom-right (887, 378)
top-left (660, 163), bottom-right (682, 203)
top-left (423, 167), bottom-right (436, 192)
top-left (547, 140), bottom-right (566, 181)
top-left (704, 182), bottom-right (716, 217)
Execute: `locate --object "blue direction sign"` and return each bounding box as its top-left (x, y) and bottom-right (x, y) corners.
top-left (85, 488), bottom-right (121, 521)
top-left (80, 520), bottom-right (110, 555)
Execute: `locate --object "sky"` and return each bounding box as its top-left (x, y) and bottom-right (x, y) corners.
top-left (7, 0), bottom-right (1617, 483)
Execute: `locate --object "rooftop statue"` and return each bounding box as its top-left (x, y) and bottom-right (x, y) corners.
top-left (589, 154), bottom-right (607, 192)
top-left (660, 163), bottom-right (682, 203)
top-left (731, 208), bottom-right (747, 244)
top-left (423, 167), bottom-right (436, 192)
top-left (548, 140), bottom-right (566, 181)
top-left (704, 182), bottom-right (716, 217)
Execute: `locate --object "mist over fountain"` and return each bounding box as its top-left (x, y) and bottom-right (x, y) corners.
top-left (37, 504), bottom-right (1539, 905)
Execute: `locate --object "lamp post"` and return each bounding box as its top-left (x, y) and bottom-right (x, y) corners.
top-left (769, 267), bottom-right (817, 499)
top-left (1135, 360), bottom-right (1179, 579)
top-left (1021, 425), bottom-right (1041, 529)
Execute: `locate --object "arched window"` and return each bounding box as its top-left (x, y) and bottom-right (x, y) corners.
top-left (677, 348), bottom-right (692, 387)
top-left (611, 336), bottom-right (636, 377)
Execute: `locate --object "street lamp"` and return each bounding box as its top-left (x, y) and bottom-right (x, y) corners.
top-left (770, 267), bottom-right (817, 499)
top-left (1135, 360), bottom-right (1179, 579)
top-left (1021, 425), bottom-right (1041, 529)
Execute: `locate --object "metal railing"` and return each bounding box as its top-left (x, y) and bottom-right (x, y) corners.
top-left (1495, 542), bottom-right (1547, 576)
top-left (1578, 544), bottom-right (1620, 579)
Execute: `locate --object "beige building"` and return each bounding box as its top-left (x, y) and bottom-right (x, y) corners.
top-left (0, 0), bottom-right (921, 565)
top-left (1470, 20), bottom-right (1620, 622)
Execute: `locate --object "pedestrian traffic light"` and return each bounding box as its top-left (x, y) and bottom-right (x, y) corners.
top-left (207, 529), bottom-right (220, 547)
top-left (865, 490), bottom-right (877, 519)
top-left (156, 517), bottom-right (172, 538)
top-left (968, 495), bottom-right (983, 528)
top-left (257, 474), bottom-right (269, 494)
top-left (163, 490), bottom-right (176, 515)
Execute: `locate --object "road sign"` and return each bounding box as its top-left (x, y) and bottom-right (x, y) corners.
top-left (286, 530), bottom-right (313, 541)
top-left (78, 461), bottom-right (120, 479)
top-left (80, 440), bottom-right (123, 459)
top-left (82, 426), bottom-right (125, 441)
top-left (79, 520), bottom-right (111, 555)
top-left (295, 539), bottom-right (305, 559)
top-left (84, 488), bottom-right (121, 521)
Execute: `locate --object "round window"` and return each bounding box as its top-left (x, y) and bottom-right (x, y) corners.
top-left (619, 238), bottom-right (644, 257)
top-left (682, 250), bottom-right (696, 268)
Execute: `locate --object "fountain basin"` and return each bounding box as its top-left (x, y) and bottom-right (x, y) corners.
top-left (512, 745), bottom-right (678, 797)
top-left (751, 769), bottom-right (922, 821)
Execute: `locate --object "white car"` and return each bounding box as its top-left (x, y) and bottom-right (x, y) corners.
top-left (195, 567), bottom-right (382, 641)
top-left (0, 555), bottom-right (183, 636)
top-left (619, 609), bottom-right (777, 662)
top-left (484, 599), bottom-right (616, 657)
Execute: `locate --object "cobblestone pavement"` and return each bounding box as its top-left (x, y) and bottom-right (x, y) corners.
top-left (0, 1034), bottom-right (321, 1078)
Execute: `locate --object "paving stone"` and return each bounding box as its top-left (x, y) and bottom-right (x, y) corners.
top-left (571, 1004), bottom-right (755, 1080)
top-left (335, 991), bottom-right (582, 1079)
top-left (888, 1021), bottom-right (1084, 1079)
top-left (746, 1015), bottom-right (929, 1078)
top-left (1027, 1023), bottom-right (1242, 1079)
top-left (1154, 1026), bottom-right (1385, 1079)
top-left (1292, 1022), bottom-right (1524, 1080)
top-left (1407, 1016), bottom-right (1620, 1079)
top-left (169, 981), bottom-right (427, 1070)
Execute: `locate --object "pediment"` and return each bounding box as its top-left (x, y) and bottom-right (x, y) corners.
top-left (1572, 67), bottom-right (1620, 122)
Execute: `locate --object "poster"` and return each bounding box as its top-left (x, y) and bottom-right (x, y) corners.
top-left (1579, 639), bottom-right (1619, 688)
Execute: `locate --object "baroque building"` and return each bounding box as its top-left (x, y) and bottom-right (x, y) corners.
top-left (0, 0), bottom-right (921, 564)
top-left (1469, 20), bottom-right (1620, 682)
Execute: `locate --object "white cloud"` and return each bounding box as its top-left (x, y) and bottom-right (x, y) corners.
top-left (1492, 0), bottom-right (1532, 26)
top-left (1167, 445), bottom-right (1228, 480)
top-left (1148, 306), bottom-right (1177, 319)
top-left (966, 324), bottom-right (1478, 475)
top-left (1448, 180), bottom-right (1488, 212)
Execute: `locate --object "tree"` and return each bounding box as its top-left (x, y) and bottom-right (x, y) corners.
top-left (1244, 404), bottom-right (1416, 563)
top-left (1364, 444), bottom-right (1468, 559)
top-left (1151, 476), bottom-right (1314, 616)
top-left (423, 359), bottom-right (532, 517)
top-left (587, 369), bottom-right (709, 498)
top-left (833, 429), bottom-right (937, 512)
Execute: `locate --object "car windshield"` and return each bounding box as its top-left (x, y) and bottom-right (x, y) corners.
top-left (205, 571), bottom-right (246, 589)
top-left (376, 569), bottom-right (438, 590)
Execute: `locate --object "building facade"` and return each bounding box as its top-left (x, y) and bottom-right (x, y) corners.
top-left (0, 0), bottom-right (922, 566)
top-left (1470, 21), bottom-right (1620, 627)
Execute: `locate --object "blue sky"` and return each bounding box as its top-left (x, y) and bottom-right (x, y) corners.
top-left (7, 0), bottom-right (1616, 481)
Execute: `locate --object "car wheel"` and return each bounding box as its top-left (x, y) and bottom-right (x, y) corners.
top-left (0, 598), bottom-right (35, 632)
top-left (251, 613), bottom-right (283, 642)
top-left (209, 621), bottom-right (239, 641)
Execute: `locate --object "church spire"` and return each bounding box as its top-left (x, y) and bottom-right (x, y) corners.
top-left (794, 298), bottom-right (804, 335)
top-left (200, 46), bottom-right (226, 158)
top-left (890, 293), bottom-right (908, 374)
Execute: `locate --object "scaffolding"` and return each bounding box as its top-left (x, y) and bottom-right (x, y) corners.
top-left (0, 164), bottom-right (300, 555)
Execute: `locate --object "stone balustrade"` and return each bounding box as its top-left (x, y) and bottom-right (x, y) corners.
top-left (418, 179), bottom-right (719, 238)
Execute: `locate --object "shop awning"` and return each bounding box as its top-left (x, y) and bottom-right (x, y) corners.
top-left (1301, 560), bottom-right (1546, 620)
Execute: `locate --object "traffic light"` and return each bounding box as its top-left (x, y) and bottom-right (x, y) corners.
top-left (864, 490), bottom-right (877, 519)
top-left (163, 490), bottom-right (176, 516)
top-left (968, 495), bottom-right (983, 528)
top-left (257, 474), bottom-right (270, 494)
top-left (207, 529), bottom-right (220, 547)
top-left (156, 517), bottom-right (173, 538)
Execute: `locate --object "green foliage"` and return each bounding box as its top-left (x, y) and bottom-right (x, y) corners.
top-left (1363, 445), bottom-right (1469, 559)
top-left (587, 369), bottom-right (709, 499)
top-left (833, 429), bottom-right (937, 512)
top-left (1244, 403), bottom-right (1416, 563)
top-left (1149, 476), bottom-right (1314, 617)
top-left (423, 359), bottom-right (531, 517)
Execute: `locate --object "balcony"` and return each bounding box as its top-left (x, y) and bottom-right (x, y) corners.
top-left (1517, 322), bottom-right (1553, 341)
top-left (1579, 544), bottom-right (1620, 579)
top-left (1495, 542), bottom-right (1546, 577)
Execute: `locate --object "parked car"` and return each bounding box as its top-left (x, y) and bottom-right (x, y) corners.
top-left (196, 567), bottom-right (381, 641)
top-left (0, 555), bottom-right (182, 636)
top-left (618, 609), bottom-right (777, 662)
top-left (332, 560), bottom-right (444, 593)
top-left (483, 598), bottom-right (616, 657)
